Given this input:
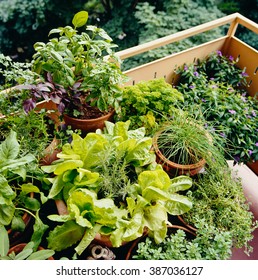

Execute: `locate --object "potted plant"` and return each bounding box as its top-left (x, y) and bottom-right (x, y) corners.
top-left (0, 130), bottom-right (49, 246)
top-left (180, 165), bottom-right (257, 255)
top-left (18, 11), bottom-right (128, 134)
top-left (175, 51), bottom-right (258, 170)
top-left (130, 220), bottom-right (233, 260)
top-left (152, 111), bottom-right (226, 177)
top-left (0, 225), bottom-right (54, 260)
top-left (115, 78), bottom-right (184, 136)
top-left (40, 121), bottom-right (193, 256)
top-left (0, 107), bottom-right (60, 164)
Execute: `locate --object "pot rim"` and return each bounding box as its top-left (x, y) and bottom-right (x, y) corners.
top-left (152, 132), bottom-right (206, 170)
top-left (63, 108), bottom-right (115, 123)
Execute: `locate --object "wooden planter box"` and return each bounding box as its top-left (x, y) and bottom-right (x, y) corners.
top-left (117, 13), bottom-right (257, 98)
top-left (116, 13), bottom-right (258, 260)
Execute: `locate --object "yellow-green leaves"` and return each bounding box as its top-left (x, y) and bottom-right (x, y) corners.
top-left (138, 169), bottom-right (171, 191)
top-left (72, 11), bottom-right (88, 28)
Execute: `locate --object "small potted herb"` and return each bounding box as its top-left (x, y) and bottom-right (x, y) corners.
top-left (18, 11), bottom-right (128, 133)
top-left (152, 111), bottom-right (226, 177)
top-left (116, 78), bottom-right (184, 135)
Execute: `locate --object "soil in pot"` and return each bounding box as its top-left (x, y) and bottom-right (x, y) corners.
top-left (63, 108), bottom-right (115, 135)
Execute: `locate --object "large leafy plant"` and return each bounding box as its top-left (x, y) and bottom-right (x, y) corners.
top-left (0, 130), bottom-right (45, 231)
top-left (22, 11), bottom-right (127, 118)
top-left (41, 121), bottom-right (192, 255)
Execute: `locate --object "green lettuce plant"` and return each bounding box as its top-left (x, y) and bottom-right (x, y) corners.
top-left (41, 121), bottom-right (193, 255)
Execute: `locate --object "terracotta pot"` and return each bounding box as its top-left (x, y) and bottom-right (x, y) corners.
top-left (8, 243), bottom-right (54, 260)
top-left (40, 137), bottom-right (61, 165)
top-left (152, 132), bottom-right (206, 177)
top-left (35, 100), bottom-right (61, 126)
top-left (63, 109), bottom-right (115, 133)
top-left (247, 160), bottom-right (258, 176)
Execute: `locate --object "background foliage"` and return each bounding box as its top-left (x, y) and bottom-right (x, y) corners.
top-left (0, 0), bottom-right (257, 69)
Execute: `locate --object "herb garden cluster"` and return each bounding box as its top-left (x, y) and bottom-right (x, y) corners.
top-left (0, 11), bottom-right (257, 260)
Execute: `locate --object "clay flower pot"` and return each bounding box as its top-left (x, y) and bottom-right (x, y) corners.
top-left (152, 132), bottom-right (206, 177)
top-left (63, 109), bottom-right (115, 133)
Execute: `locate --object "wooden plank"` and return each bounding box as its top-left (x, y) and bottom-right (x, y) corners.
top-left (116, 13), bottom-right (258, 60)
top-left (224, 37), bottom-right (258, 97)
top-left (124, 37), bottom-right (228, 85)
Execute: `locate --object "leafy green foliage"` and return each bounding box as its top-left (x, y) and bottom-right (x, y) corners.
top-left (0, 54), bottom-right (37, 89)
top-left (0, 130), bottom-right (43, 228)
top-left (43, 121), bottom-right (192, 254)
top-left (176, 51), bottom-right (258, 163)
top-left (42, 120), bottom-right (156, 200)
top-left (0, 0), bottom-right (88, 60)
top-left (0, 110), bottom-right (56, 160)
top-left (116, 78), bottom-right (184, 135)
top-left (0, 225), bottom-right (54, 260)
top-left (122, 0), bottom-right (225, 70)
top-left (28, 11), bottom-right (128, 116)
top-left (134, 221), bottom-right (232, 260)
top-left (47, 220), bottom-right (86, 252)
top-left (183, 168), bottom-right (257, 253)
top-left (0, 0), bottom-right (255, 65)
